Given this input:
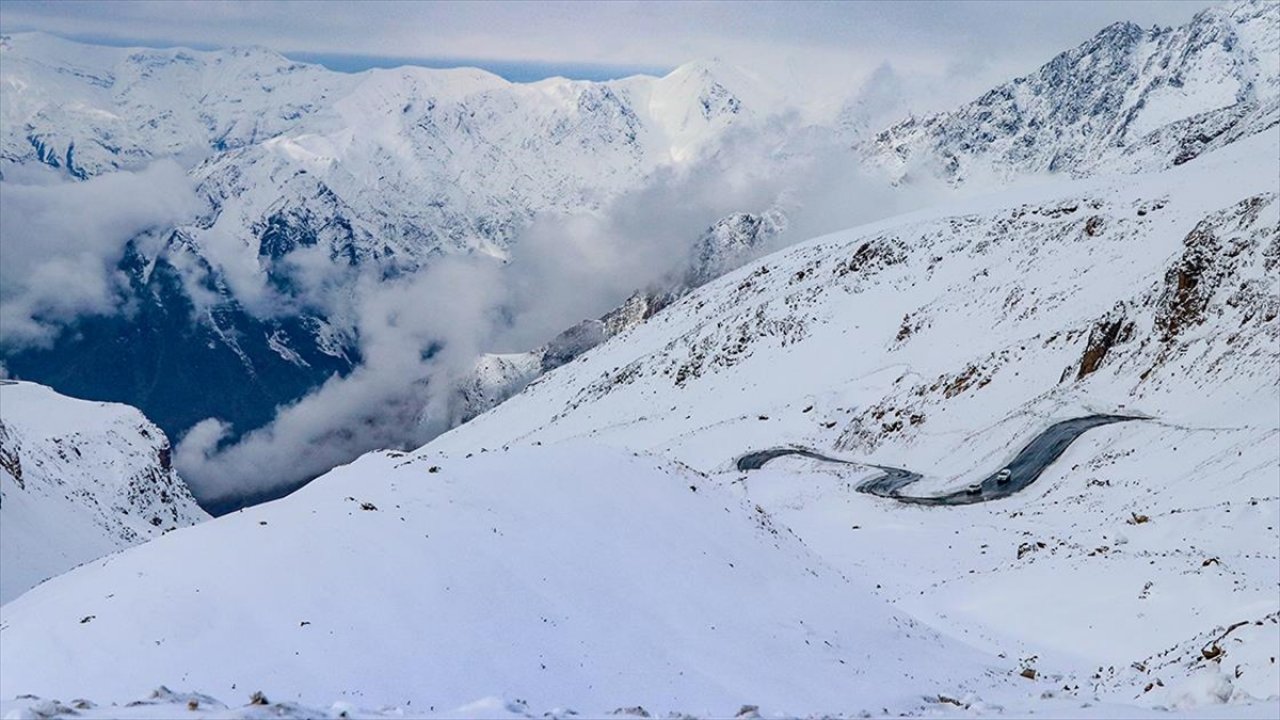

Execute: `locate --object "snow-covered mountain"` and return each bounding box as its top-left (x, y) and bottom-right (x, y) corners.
top-left (867, 0), bottom-right (1279, 182)
top-left (3, 126), bottom-right (1274, 716)
top-left (1, 32), bottom-right (768, 260)
top-left (453, 209), bottom-right (788, 424)
top-left (0, 442), bottom-right (1007, 716)
top-left (0, 381), bottom-right (208, 603)
top-left (3, 0), bottom-right (1277, 499)
top-left (0, 34), bottom-right (788, 456)
top-left (1, 2), bottom-right (1278, 715)
top-left (420, 126), bottom-right (1280, 713)
top-left (452, 0), bottom-right (1280, 441)
top-left (0, 35), bottom-right (349, 176)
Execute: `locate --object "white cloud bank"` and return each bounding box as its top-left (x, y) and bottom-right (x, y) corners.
top-left (0, 160), bottom-right (201, 348)
top-left (172, 122), bottom-right (960, 504)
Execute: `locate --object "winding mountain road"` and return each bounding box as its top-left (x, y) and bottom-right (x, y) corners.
top-left (735, 414), bottom-right (1140, 506)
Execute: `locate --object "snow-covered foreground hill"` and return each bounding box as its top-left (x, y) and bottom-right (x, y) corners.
top-left (1, 4), bottom-right (1277, 716)
top-left (2, 130), bottom-right (1275, 717)
top-left (6, 446), bottom-right (1270, 719)
top-left (420, 129), bottom-right (1280, 714)
top-left (0, 443), bottom-right (1013, 716)
top-left (0, 381), bottom-right (208, 603)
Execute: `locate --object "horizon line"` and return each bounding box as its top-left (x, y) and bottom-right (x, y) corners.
top-left (0, 27), bottom-right (675, 83)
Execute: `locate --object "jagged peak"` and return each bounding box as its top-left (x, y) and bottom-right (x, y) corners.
top-left (648, 57), bottom-right (781, 121)
top-left (1217, 0), bottom-right (1278, 24)
top-left (664, 57), bottom-right (734, 79)
top-left (659, 57), bottom-right (769, 96)
top-left (1091, 20), bottom-right (1146, 45)
top-left (214, 43), bottom-right (294, 65)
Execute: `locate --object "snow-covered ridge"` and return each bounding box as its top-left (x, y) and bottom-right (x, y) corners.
top-left (452, 209), bottom-right (787, 424)
top-left (0, 381), bottom-right (208, 604)
top-left (1, 6), bottom-right (1278, 714)
top-left (0, 443), bottom-right (1001, 716)
top-left (3, 127), bottom-right (1274, 714)
top-left (866, 0), bottom-right (1280, 182)
top-left (0, 32), bottom-right (792, 448)
top-left (1, 31), bottom-right (766, 247)
top-left (425, 128), bottom-right (1280, 713)
top-left (4, 0), bottom-right (1277, 468)
top-left (0, 32), bottom-right (779, 182)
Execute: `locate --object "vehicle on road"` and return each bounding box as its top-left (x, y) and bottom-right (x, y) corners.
top-left (996, 468), bottom-right (1012, 484)
top-left (965, 482), bottom-right (983, 494)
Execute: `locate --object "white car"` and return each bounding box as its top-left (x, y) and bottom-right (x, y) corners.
top-left (966, 482), bottom-right (983, 494)
top-left (996, 468), bottom-right (1012, 484)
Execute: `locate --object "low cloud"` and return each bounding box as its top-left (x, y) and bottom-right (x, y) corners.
top-left (0, 160), bottom-right (201, 348)
top-left (175, 255), bottom-right (504, 502)
top-left (174, 120), bottom-right (957, 505)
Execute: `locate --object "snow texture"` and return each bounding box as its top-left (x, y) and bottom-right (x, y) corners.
top-left (1, 1), bottom-right (1278, 717)
top-left (0, 381), bottom-right (208, 603)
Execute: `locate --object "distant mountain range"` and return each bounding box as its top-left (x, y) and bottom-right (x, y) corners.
top-left (0, 34), bottom-right (790, 465)
top-left (0, 2), bottom-right (1276, 715)
top-left (0, 0), bottom-right (1275, 511)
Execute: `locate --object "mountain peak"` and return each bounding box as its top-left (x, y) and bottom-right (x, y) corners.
top-left (1093, 19), bottom-right (1146, 44)
top-left (866, 0), bottom-right (1279, 182)
top-left (219, 43), bottom-right (292, 63)
top-left (665, 57), bottom-right (734, 79)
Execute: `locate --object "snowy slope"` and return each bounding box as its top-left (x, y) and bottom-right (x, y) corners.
top-left (2, 132), bottom-right (1272, 719)
top-left (1, 6), bottom-right (1278, 716)
top-left (424, 129), bottom-right (1280, 713)
top-left (867, 0), bottom-right (1279, 182)
top-left (0, 33), bottom-right (789, 449)
top-left (436, 128), bottom-right (1278, 477)
top-left (0, 381), bottom-right (208, 603)
top-left (0, 443), bottom-right (1004, 717)
top-left (1, 33), bottom-right (770, 264)
top-left (453, 210), bottom-right (788, 424)
top-left (0, 33), bottom-right (352, 177)
top-left (4, 0), bottom-right (1276, 471)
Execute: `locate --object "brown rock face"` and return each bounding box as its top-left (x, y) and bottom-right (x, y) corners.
top-left (1077, 316), bottom-right (1134, 380)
